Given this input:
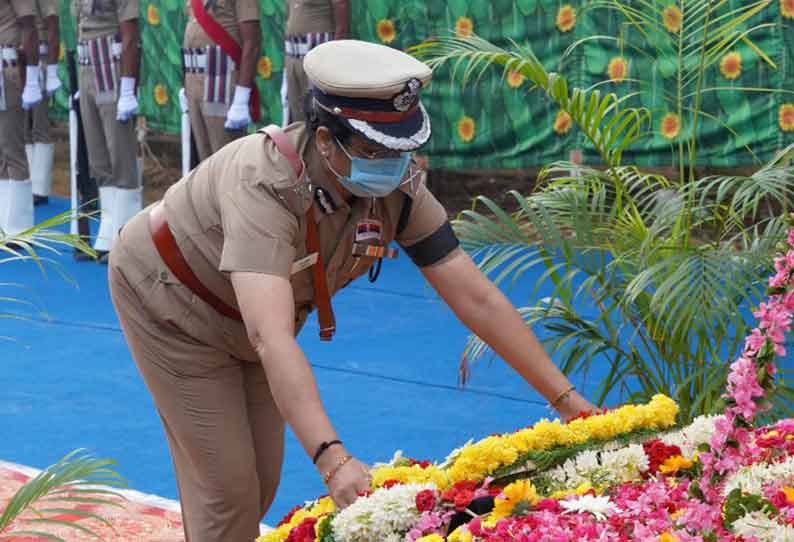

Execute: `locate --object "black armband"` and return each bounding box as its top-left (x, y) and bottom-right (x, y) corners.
top-left (403, 221), bottom-right (460, 267)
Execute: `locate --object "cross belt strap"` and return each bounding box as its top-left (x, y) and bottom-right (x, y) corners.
top-left (262, 125), bottom-right (336, 341)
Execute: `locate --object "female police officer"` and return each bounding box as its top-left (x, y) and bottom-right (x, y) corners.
top-left (108, 40), bottom-right (593, 542)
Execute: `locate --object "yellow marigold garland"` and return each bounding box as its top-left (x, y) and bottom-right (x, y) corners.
top-left (257, 496), bottom-right (335, 542)
top-left (370, 464), bottom-right (450, 490)
top-left (445, 394), bottom-right (679, 483)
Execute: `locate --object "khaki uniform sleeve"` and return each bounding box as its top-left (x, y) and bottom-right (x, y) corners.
top-left (396, 181), bottom-right (460, 267)
top-left (117, 0), bottom-right (139, 22)
top-left (11, 0), bottom-right (36, 17)
top-left (236, 0), bottom-right (260, 23)
top-left (41, 0), bottom-right (58, 18)
top-left (218, 180), bottom-right (300, 278)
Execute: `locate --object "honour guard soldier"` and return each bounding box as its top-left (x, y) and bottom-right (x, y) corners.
top-left (283, 0), bottom-right (349, 123)
top-left (74, 0), bottom-right (141, 262)
top-left (108, 40), bottom-right (593, 541)
top-left (181, 0), bottom-right (261, 162)
top-left (0, 0), bottom-right (43, 236)
top-left (27, 0), bottom-right (61, 206)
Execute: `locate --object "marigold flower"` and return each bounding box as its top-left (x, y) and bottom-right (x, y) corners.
top-left (506, 70), bottom-right (525, 88)
top-left (457, 116), bottom-right (476, 143)
top-left (782, 0), bottom-right (794, 19)
top-left (607, 56), bottom-right (628, 82)
top-left (376, 19), bottom-right (396, 44)
top-left (720, 52), bottom-right (742, 80)
top-left (554, 110), bottom-right (573, 135)
top-left (154, 84), bottom-right (168, 106)
top-left (147, 4), bottom-right (160, 25)
top-left (780, 104), bottom-right (794, 132)
top-left (556, 5), bottom-right (576, 32)
top-left (257, 56), bottom-right (273, 79)
top-left (660, 112), bottom-right (681, 140)
top-left (663, 5), bottom-right (683, 33)
top-left (455, 16), bottom-right (473, 37)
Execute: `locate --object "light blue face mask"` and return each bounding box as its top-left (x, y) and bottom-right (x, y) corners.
top-left (328, 139), bottom-right (412, 198)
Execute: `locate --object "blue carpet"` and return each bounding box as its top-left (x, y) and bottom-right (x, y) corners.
top-left (1, 197), bottom-right (624, 524)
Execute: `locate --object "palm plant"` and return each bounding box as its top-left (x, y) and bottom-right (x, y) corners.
top-left (415, 30), bottom-right (794, 423)
top-left (1, 216), bottom-right (126, 541)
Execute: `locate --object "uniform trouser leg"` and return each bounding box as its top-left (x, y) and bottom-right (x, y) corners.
top-left (285, 56), bottom-right (309, 124)
top-left (27, 97), bottom-right (54, 199)
top-left (0, 65), bottom-right (33, 235)
top-left (107, 245), bottom-right (285, 541)
top-left (184, 72), bottom-right (243, 163)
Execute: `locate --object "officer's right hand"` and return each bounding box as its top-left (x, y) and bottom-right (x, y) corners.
top-left (224, 85), bottom-right (252, 130)
top-left (320, 452), bottom-right (371, 510)
top-left (22, 67), bottom-right (43, 110)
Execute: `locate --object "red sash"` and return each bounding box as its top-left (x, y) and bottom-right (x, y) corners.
top-left (190, 0), bottom-right (261, 122)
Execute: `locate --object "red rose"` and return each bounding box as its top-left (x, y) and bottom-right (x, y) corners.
top-left (409, 459), bottom-right (432, 469)
top-left (453, 489), bottom-right (475, 511)
top-left (381, 479), bottom-right (402, 489)
top-left (415, 489), bottom-right (437, 512)
top-left (642, 440), bottom-right (682, 474)
top-left (487, 485), bottom-right (503, 497)
top-left (286, 517), bottom-right (318, 542)
top-left (535, 498), bottom-right (562, 513)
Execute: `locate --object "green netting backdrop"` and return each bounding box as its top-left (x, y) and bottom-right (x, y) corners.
top-left (52, 0), bottom-right (794, 169)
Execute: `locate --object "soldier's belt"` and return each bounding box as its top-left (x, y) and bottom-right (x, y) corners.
top-left (0, 46), bottom-right (18, 68)
top-left (182, 46), bottom-right (236, 76)
top-left (284, 32), bottom-right (334, 58)
top-left (77, 36), bottom-right (122, 66)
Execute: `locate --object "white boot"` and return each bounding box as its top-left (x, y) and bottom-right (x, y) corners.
top-left (114, 186), bottom-right (142, 239)
top-left (1, 179), bottom-right (34, 236)
top-left (25, 144), bottom-right (34, 173)
top-left (31, 143), bottom-right (54, 199)
top-left (93, 185), bottom-right (118, 252)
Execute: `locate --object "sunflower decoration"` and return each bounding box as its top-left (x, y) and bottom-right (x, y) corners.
top-left (719, 51), bottom-right (742, 80)
top-left (660, 112), bottom-right (681, 140)
top-left (257, 56), bottom-right (272, 79)
top-left (782, 0), bottom-right (794, 19)
top-left (556, 5), bottom-right (576, 33)
top-left (154, 84), bottom-right (169, 106)
top-left (607, 57), bottom-right (628, 83)
top-left (663, 5), bottom-right (683, 33)
top-left (455, 16), bottom-right (474, 38)
top-left (491, 480), bottom-right (539, 520)
top-left (376, 19), bottom-right (396, 44)
top-left (506, 70), bottom-right (525, 89)
top-left (457, 115), bottom-right (476, 143)
top-left (780, 104), bottom-right (794, 132)
top-left (147, 4), bottom-right (160, 26)
top-left (554, 111), bottom-right (573, 135)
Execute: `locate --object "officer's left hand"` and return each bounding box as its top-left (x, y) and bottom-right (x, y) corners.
top-left (116, 76), bottom-right (138, 122)
top-left (45, 64), bottom-right (62, 96)
top-left (224, 85), bottom-right (252, 130)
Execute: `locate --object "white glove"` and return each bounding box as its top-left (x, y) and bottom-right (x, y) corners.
top-left (178, 87), bottom-right (188, 114)
top-left (224, 85), bottom-right (251, 130)
top-left (116, 76), bottom-right (139, 122)
top-left (45, 63), bottom-right (62, 96)
top-left (22, 65), bottom-right (43, 109)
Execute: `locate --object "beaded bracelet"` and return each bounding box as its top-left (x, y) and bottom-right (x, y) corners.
top-left (550, 385), bottom-right (576, 409)
top-left (323, 454), bottom-right (353, 485)
top-left (313, 439), bottom-right (343, 464)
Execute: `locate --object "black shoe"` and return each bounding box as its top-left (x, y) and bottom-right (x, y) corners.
top-left (33, 194), bottom-right (49, 206)
top-left (97, 250), bottom-right (109, 265)
top-left (73, 248), bottom-right (95, 262)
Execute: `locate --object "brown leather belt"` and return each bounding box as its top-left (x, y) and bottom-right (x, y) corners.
top-left (147, 125), bottom-right (336, 341)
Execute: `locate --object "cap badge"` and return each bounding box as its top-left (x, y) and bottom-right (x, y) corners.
top-left (392, 78), bottom-right (422, 112)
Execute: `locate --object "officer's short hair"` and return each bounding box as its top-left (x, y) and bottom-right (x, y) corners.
top-left (304, 91), bottom-right (354, 144)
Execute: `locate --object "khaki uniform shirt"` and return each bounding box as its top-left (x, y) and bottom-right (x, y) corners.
top-left (0, 0), bottom-right (35, 45)
top-left (159, 123), bottom-right (451, 357)
top-left (183, 0), bottom-right (259, 49)
top-left (73, 0), bottom-right (139, 42)
top-left (286, 0), bottom-right (334, 36)
top-left (34, 0), bottom-right (57, 38)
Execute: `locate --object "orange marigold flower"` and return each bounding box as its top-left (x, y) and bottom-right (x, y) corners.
top-left (147, 4), bottom-right (160, 25)
top-left (257, 56), bottom-right (272, 79)
top-left (376, 19), bottom-right (396, 44)
top-left (556, 5), bottom-right (576, 33)
top-left (780, 104), bottom-right (794, 132)
top-left (660, 112), bottom-right (681, 140)
top-left (607, 57), bottom-right (628, 82)
top-left (455, 16), bottom-right (474, 38)
top-left (719, 51), bottom-right (742, 80)
top-left (506, 70), bottom-right (525, 89)
top-left (782, 0), bottom-right (794, 19)
top-left (457, 115), bottom-right (476, 143)
top-left (554, 111), bottom-right (573, 135)
top-left (663, 5), bottom-right (683, 33)
top-left (154, 84), bottom-right (168, 106)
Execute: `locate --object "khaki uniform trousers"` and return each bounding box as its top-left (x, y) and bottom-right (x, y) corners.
top-left (78, 63), bottom-right (139, 189)
top-left (285, 55), bottom-right (309, 124)
top-left (0, 66), bottom-right (29, 180)
top-left (184, 71), bottom-right (245, 162)
top-left (25, 76), bottom-right (51, 144)
top-left (107, 210), bottom-right (285, 542)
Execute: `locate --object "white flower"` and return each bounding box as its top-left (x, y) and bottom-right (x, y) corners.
top-left (560, 494), bottom-right (619, 520)
top-left (660, 415), bottom-right (719, 458)
top-left (723, 455), bottom-right (794, 496)
top-left (733, 511), bottom-right (794, 542)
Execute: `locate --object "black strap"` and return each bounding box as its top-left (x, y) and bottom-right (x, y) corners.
top-left (313, 439), bottom-right (343, 464)
top-left (403, 221), bottom-right (460, 267)
top-left (396, 192), bottom-right (413, 237)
